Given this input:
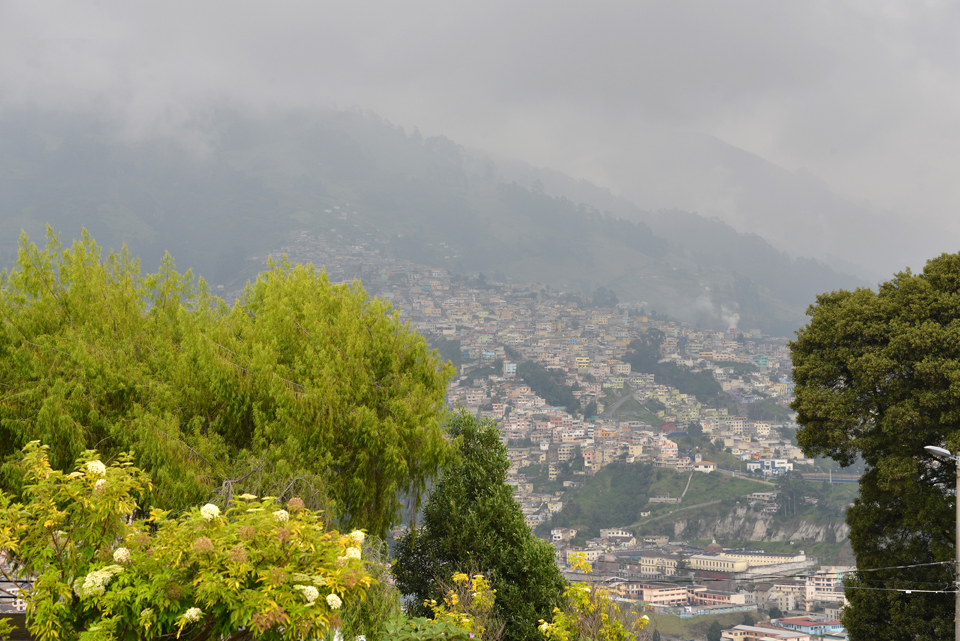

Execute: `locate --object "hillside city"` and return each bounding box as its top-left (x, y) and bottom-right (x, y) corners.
top-left (191, 225), bottom-right (857, 640)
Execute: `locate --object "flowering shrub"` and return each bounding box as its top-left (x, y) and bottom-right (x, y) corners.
top-left (0, 443), bottom-right (373, 641)
top-left (538, 554), bottom-right (649, 641)
top-left (425, 572), bottom-right (503, 640)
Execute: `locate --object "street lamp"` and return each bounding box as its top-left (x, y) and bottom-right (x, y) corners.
top-left (924, 445), bottom-right (960, 641)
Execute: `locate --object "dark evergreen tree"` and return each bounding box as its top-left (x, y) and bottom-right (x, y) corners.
top-left (393, 413), bottom-right (566, 641)
top-left (791, 252), bottom-right (960, 640)
top-left (707, 619), bottom-right (723, 641)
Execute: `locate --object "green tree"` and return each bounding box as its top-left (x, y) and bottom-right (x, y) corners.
top-left (592, 287), bottom-right (618, 308)
top-left (0, 229), bottom-right (453, 537)
top-left (790, 253), bottom-right (960, 641)
top-left (706, 619), bottom-right (722, 641)
top-left (393, 413), bottom-right (566, 641)
top-left (768, 606), bottom-right (783, 619)
top-left (775, 471), bottom-right (806, 517)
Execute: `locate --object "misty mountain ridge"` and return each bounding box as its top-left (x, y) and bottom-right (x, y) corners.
top-left (490, 129), bottom-right (946, 285)
top-left (0, 109), bottom-right (867, 334)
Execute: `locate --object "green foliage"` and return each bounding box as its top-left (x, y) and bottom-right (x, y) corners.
top-left (0, 443), bottom-right (374, 641)
top-left (538, 554), bottom-right (648, 641)
top-left (582, 401), bottom-right (598, 418)
top-left (381, 616), bottom-right (474, 641)
top-left (775, 472), bottom-right (807, 518)
top-left (0, 230), bottom-right (453, 537)
top-left (430, 338), bottom-right (463, 370)
top-left (337, 538), bottom-right (402, 641)
top-left (623, 337), bottom-right (722, 403)
top-left (461, 362), bottom-right (501, 388)
top-left (393, 413), bottom-right (566, 641)
top-left (768, 606), bottom-right (783, 619)
top-left (790, 252), bottom-right (960, 640)
top-left (591, 287), bottom-right (618, 308)
top-left (537, 464), bottom-right (653, 538)
top-left (706, 619), bottom-right (722, 641)
top-left (516, 361), bottom-right (580, 414)
top-left (425, 572), bottom-right (503, 641)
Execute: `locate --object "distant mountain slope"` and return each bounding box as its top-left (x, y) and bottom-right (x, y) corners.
top-left (0, 110), bottom-right (865, 334)
top-left (491, 131), bottom-right (948, 284)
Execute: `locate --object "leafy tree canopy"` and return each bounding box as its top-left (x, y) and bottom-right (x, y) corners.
top-left (393, 413), bottom-right (566, 641)
top-left (0, 229), bottom-right (453, 536)
top-left (790, 252), bottom-right (960, 640)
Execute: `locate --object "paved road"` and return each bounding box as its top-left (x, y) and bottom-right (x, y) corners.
top-left (716, 467), bottom-right (777, 486)
top-left (628, 499), bottom-right (723, 528)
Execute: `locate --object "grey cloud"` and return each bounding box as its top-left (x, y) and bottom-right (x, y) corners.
top-left (1, 0), bottom-right (959, 275)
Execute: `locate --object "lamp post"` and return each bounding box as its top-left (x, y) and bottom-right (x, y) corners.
top-left (924, 445), bottom-right (960, 641)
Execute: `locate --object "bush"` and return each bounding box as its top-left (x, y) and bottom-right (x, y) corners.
top-left (0, 443), bottom-right (374, 641)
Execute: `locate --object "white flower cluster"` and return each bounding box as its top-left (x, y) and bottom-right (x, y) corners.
top-left (344, 547), bottom-right (362, 560)
top-left (113, 547), bottom-right (131, 564)
top-left (294, 584), bottom-right (319, 603)
top-left (200, 504), bottom-right (220, 521)
top-left (273, 509), bottom-right (289, 523)
top-left (326, 593), bottom-right (342, 610)
top-left (349, 530), bottom-right (365, 546)
top-left (183, 607), bottom-right (203, 623)
top-left (86, 460), bottom-right (106, 476)
top-left (94, 479), bottom-right (107, 493)
top-left (75, 565), bottom-right (124, 598)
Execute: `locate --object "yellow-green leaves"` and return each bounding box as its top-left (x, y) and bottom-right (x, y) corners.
top-left (0, 446), bottom-right (374, 641)
top-left (0, 229), bottom-right (453, 536)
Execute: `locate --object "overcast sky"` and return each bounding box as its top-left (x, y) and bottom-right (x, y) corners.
top-left (2, 1), bottom-right (960, 253)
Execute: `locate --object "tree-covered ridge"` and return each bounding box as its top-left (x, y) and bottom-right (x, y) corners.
top-left (0, 229), bottom-right (453, 536)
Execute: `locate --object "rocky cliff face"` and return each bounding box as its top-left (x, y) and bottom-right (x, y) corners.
top-left (671, 506), bottom-right (849, 543)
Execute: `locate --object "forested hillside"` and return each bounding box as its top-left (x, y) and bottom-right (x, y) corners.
top-left (0, 110), bottom-right (865, 333)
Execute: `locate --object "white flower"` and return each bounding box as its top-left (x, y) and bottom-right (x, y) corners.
top-left (326, 593), bottom-right (342, 610)
top-left (539, 621), bottom-right (551, 633)
top-left (344, 546), bottom-right (361, 560)
top-left (238, 493), bottom-right (257, 501)
top-left (94, 479), bottom-right (107, 493)
top-left (200, 504), bottom-right (220, 521)
top-left (184, 607), bottom-right (203, 623)
top-left (273, 509), bottom-right (289, 522)
top-left (349, 530), bottom-right (365, 546)
top-left (295, 584), bottom-right (319, 603)
top-left (86, 460), bottom-right (106, 476)
top-left (113, 547), bottom-right (131, 563)
top-left (140, 608), bottom-right (153, 618)
top-left (67, 471), bottom-right (84, 479)
top-left (77, 565), bottom-right (124, 598)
